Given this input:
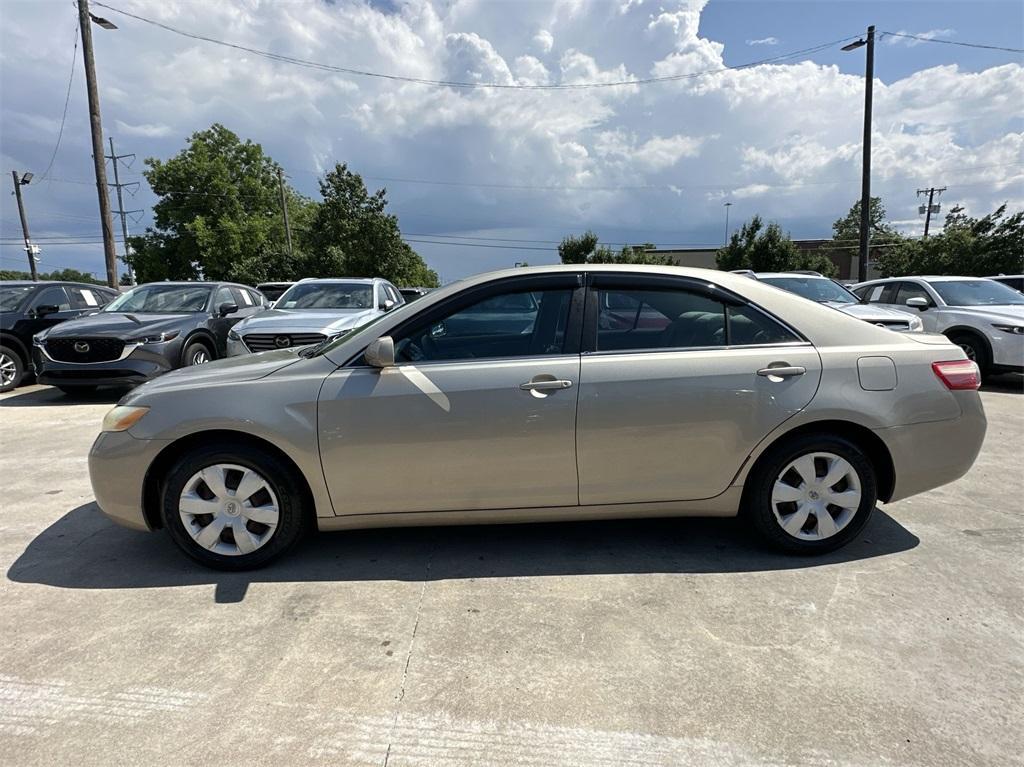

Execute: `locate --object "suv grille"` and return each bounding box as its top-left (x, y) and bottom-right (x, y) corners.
top-left (46, 337), bottom-right (125, 363)
top-left (243, 333), bottom-right (325, 352)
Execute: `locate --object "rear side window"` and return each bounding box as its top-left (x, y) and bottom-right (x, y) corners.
top-left (863, 283), bottom-right (897, 303)
top-left (66, 286), bottom-right (106, 309)
top-left (593, 288), bottom-right (796, 352)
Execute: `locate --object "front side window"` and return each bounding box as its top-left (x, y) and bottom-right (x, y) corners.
top-left (394, 288), bottom-right (572, 363)
top-left (862, 283), bottom-right (897, 304)
top-left (930, 279), bottom-right (1024, 306)
top-left (104, 285), bottom-right (211, 313)
top-left (33, 286), bottom-right (71, 312)
top-left (594, 288), bottom-right (797, 352)
top-left (895, 282), bottom-right (933, 306)
top-left (276, 282), bottom-right (373, 310)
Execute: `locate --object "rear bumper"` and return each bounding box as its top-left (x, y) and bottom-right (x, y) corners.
top-left (876, 392), bottom-right (987, 502)
top-left (34, 346), bottom-right (174, 387)
top-left (88, 430), bottom-right (167, 531)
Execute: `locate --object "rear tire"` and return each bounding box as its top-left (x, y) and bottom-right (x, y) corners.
top-left (161, 442), bottom-right (308, 570)
top-left (745, 434), bottom-right (877, 555)
top-left (947, 332), bottom-right (990, 378)
top-left (0, 345), bottom-right (25, 392)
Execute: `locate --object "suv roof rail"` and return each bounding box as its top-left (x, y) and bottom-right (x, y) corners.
top-left (790, 270), bottom-right (823, 276)
top-left (729, 269), bottom-right (757, 278)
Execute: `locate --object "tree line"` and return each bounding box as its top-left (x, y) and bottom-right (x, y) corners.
top-left (126, 124), bottom-right (439, 288)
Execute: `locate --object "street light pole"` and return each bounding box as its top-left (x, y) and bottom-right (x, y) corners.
top-left (842, 26), bottom-right (875, 283)
top-left (78, 0), bottom-right (119, 288)
top-left (723, 202), bottom-right (733, 245)
top-left (11, 171), bottom-right (38, 281)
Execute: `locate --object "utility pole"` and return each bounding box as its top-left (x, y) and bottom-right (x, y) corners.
top-left (917, 186), bottom-right (946, 238)
top-left (842, 25), bottom-right (875, 283)
top-left (106, 138), bottom-right (141, 285)
top-left (11, 171), bottom-right (38, 281)
top-left (723, 201), bottom-right (733, 245)
top-left (78, 0), bottom-right (118, 288)
top-left (277, 168), bottom-right (294, 260)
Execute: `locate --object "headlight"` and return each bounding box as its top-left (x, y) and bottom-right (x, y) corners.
top-left (131, 331), bottom-right (180, 344)
top-left (992, 324), bottom-right (1024, 335)
top-left (907, 315), bottom-right (924, 332)
top-left (228, 328), bottom-right (241, 341)
top-left (101, 405), bottom-right (150, 432)
top-left (33, 329), bottom-right (51, 344)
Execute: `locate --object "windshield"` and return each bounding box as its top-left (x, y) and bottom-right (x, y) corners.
top-left (930, 279), bottom-right (1024, 306)
top-left (275, 282), bottom-right (374, 310)
top-left (0, 285), bottom-right (36, 312)
top-left (761, 277), bottom-right (858, 304)
top-left (104, 284), bottom-right (211, 313)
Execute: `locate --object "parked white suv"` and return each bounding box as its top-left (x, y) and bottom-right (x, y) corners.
top-left (852, 276), bottom-right (1024, 376)
top-left (227, 278), bottom-right (404, 355)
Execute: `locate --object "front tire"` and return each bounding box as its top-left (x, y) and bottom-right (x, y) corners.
top-left (0, 345), bottom-right (25, 392)
top-left (182, 340), bottom-right (213, 367)
top-left (161, 443), bottom-right (308, 570)
top-left (947, 332), bottom-right (990, 378)
top-left (745, 434), bottom-right (877, 555)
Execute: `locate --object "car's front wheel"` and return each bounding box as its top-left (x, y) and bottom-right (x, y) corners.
top-left (746, 434), bottom-right (876, 554)
top-left (182, 340), bottom-right (213, 367)
top-left (161, 443), bottom-right (308, 570)
top-left (947, 332), bottom-right (990, 378)
top-left (0, 345), bottom-right (25, 392)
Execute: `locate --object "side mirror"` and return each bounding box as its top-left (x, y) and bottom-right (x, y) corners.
top-left (218, 302), bottom-right (239, 317)
top-left (268, 300), bottom-right (277, 309)
top-left (33, 304), bottom-right (60, 318)
top-left (364, 336), bottom-right (395, 368)
top-left (906, 297), bottom-right (929, 310)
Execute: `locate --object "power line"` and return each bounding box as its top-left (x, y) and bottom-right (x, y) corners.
top-left (38, 23), bottom-right (79, 183)
top-left (92, 2), bottom-right (859, 90)
top-left (879, 30), bottom-right (1024, 54)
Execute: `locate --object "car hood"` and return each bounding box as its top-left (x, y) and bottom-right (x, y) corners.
top-left (826, 302), bottom-right (913, 322)
top-left (42, 312), bottom-right (195, 339)
top-left (235, 308), bottom-right (379, 333)
top-left (124, 348), bottom-right (304, 401)
top-left (944, 305), bottom-right (1024, 322)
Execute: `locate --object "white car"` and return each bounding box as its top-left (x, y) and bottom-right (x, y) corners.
top-left (739, 272), bottom-right (924, 332)
top-left (227, 278), bottom-right (404, 355)
top-left (852, 276), bottom-right (1024, 376)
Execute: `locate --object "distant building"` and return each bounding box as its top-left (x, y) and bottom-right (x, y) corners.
top-left (646, 239), bottom-right (885, 281)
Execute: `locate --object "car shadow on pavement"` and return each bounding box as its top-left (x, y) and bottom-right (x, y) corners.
top-left (0, 386), bottom-right (124, 407)
top-left (8, 502), bottom-right (919, 603)
top-left (981, 373), bottom-right (1023, 394)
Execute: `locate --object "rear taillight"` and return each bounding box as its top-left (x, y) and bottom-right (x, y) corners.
top-left (932, 359), bottom-right (981, 390)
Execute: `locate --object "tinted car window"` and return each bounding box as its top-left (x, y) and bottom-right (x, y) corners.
top-left (66, 285), bottom-right (110, 310)
top-left (33, 286), bottom-right (71, 312)
top-left (895, 282), bottom-right (932, 306)
top-left (106, 285), bottom-right (211, 313)
top-left (595, 288), bottom-right (796, 352)
top-left (0, 285), bottom-right (36, 312)
top-left (395, 289), bottom-right (573, 362)
top-left (862, 283), bottom-right (897, 304)
top-left (277, 283), bottom-right (373, 309)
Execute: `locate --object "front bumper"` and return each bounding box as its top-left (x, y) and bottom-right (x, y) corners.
top-left (989, 330), bottom-right (1024, 370)
top-left (34, 343), bottom-right (176, 387)
top-left (88, 430), bottom-right (168, 531)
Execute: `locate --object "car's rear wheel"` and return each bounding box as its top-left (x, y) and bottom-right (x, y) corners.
top-left (947, 332), bottom-right (990, 378)
top-left (161, 443), bottom-right (307, 570)
top-left (746, 434), bottom-right (876, 554)
top-left (0, 345), bottom-right (24, 392)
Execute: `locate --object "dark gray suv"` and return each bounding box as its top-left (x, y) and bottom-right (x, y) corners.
top-left (32, 281), bottom-right (265, 393)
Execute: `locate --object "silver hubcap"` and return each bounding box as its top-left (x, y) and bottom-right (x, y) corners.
top-left (0, 352), bottom-right (16, 387)
top-left (958, 342), bottom-right (977, 361)
top-left (179, 463), bottom-right (279, 556)
top-left (771, 452), bottom-right (862, 541)
top-left (191, 349), bottom-right (209, 365)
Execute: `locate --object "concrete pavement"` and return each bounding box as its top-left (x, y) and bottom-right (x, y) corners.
top-left (1, 379), bottom-right (1021, 766)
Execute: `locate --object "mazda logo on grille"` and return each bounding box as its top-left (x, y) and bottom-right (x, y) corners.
top-left (74, 341), bottom-right (91, 353)
top-left (274, 335), bottom-right (292, 348)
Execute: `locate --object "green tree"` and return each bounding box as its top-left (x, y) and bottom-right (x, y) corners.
top-left (0, 268), bottom-right (105, 284)
top-left (557, 231), bottom-right (671, 265)
top-left (302, 164), bottom-right (438, 287)
top-left (822, 197), bottom-right (905, 267)
top-left (876, 204), bottom-right (1024, 277)
top-left (128, 124), bottom-right (299, 284)
top-left (716, 216), bottom-right (837, 276)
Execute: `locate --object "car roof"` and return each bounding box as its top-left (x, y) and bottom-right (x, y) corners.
top-left (0, 280), bottom-right (114, 288)
top-left (293, 277), bottom-right (378, 284)
top-left (755, 273), bottom-right (831, 279)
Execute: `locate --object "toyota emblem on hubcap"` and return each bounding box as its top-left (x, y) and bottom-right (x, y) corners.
top-left (74, 341), bottom-right (90, 353)
top-left (274, 335), bottom-right (292, 348)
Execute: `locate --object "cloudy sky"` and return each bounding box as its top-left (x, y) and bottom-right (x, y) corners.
top-left (1, 0), bottom-right (1022, 282)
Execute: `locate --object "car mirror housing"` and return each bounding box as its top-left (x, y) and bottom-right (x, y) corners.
top-left (365, 336), bottom-right (396, 368)
top-left (218, 302), bottom-right (239, 317)
top-left (906, 297), bottom-right (929, 310)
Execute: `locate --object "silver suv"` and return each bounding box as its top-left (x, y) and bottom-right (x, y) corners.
top-left (852, 276), bottom-right (1024, 376)
top-left (227, 278), bottom-right (403, 355)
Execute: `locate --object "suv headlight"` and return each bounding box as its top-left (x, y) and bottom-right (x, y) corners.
top-left (33, 328), bottom-right (51, 344)
top-left (907, 315), bottom-right (924, 332)
top-left (228, 328), bottom-right (241, 341)
top-left (132, 331), bottom-right (180, 344)
top-left (992, 324), bottom-right (1024, 335)
top-left (101, 405), bottom-right (150, 432)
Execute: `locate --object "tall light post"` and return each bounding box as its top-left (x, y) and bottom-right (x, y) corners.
top-left (842, 25), bottom-right (875, 283)
top-left (723, 201), bottom-right (733, 245)
top-left (11, 171), bottom-right (38, 281)
top-left (78, 0), bottom-right (120, 288)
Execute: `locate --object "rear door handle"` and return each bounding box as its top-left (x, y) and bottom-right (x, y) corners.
top-left (757, 365), bottom-right (806, 378)
top-left (520, 379), bottom-right (574, 391)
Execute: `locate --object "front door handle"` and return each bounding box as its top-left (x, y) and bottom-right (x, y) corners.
top-left (756, 365), bottom-right (806, 378)
top-left (520, 379), bottom-right (574, 391)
